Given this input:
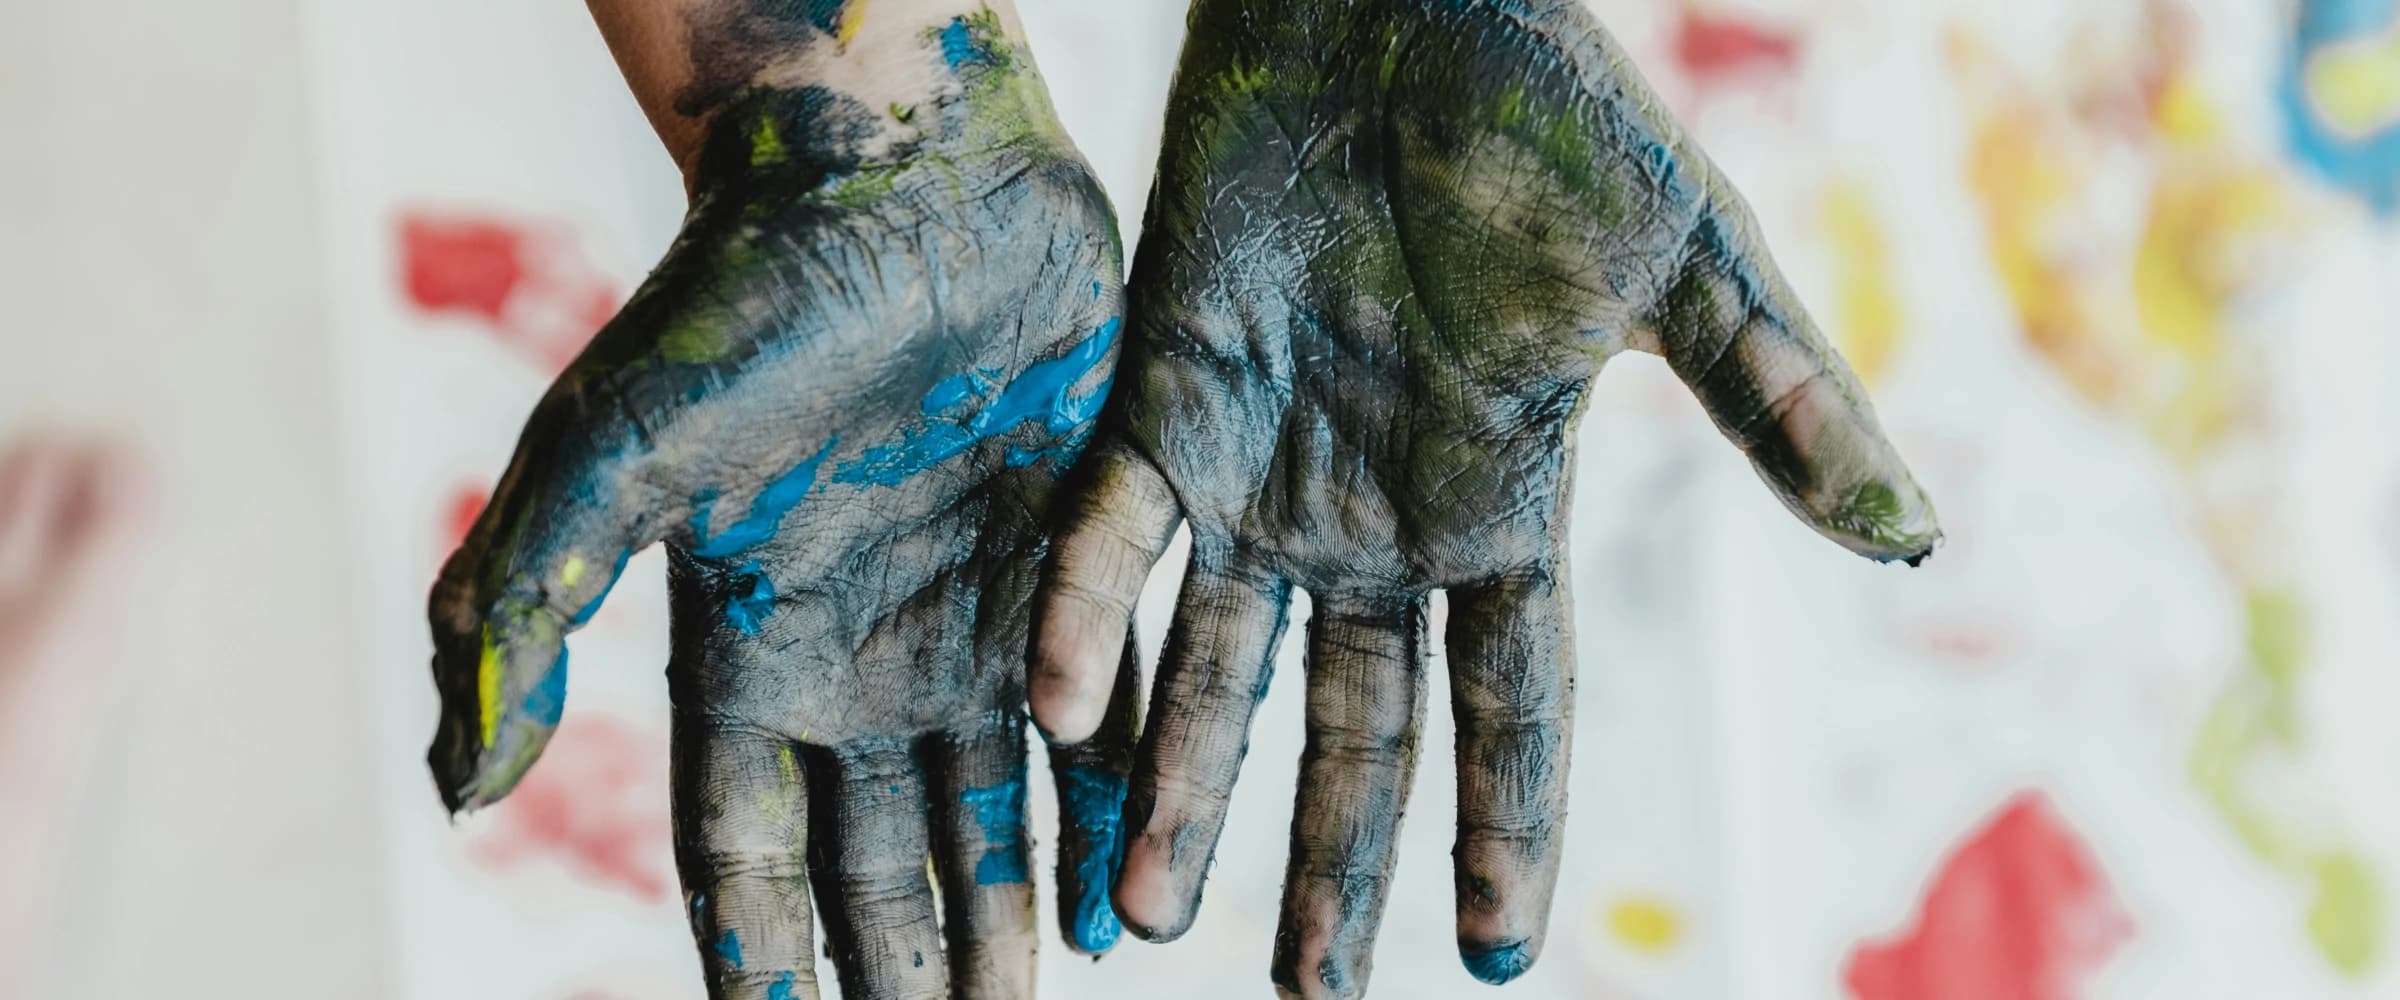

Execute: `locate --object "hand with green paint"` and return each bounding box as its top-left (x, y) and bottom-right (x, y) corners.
top-left (1029, 1), bottom-right (1939, 995)
top-left (428, 4), bottom-right (1133, 998)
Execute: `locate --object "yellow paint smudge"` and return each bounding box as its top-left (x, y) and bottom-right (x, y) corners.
top-left (560, 554), bottom-right (586, 589)
top-left (2307, 29), bottom-right (2400, 137)
top-left (751, 116), bottom-right (787, 168)
top-left (2311, 850), bottom-right (2385, 978)
top-left (1606, 895), bottom-right (1684, 956)
top-left (1819, 178), bottom-right (1903, 385)
top-left (478, 630), bottom-right (506, 750)
top-left (1953, 26), bottom-right (2385, 976)
top-left (837, 0), bottom-right (872, 49)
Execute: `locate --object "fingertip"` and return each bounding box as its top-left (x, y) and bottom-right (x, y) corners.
top-left (1824, 478), bottom-right (1942, 565)
top-left (1111, 848), bottom-right (1193, 943)
top-left (1068, 890), bottom-right (1124, 955)
top-left (1458, 939), bottom-right (1535, 986)
top-left (1055, 762), bottom-right (1129, 956)
top-left (1029, 601), bottom-right (1125, 744)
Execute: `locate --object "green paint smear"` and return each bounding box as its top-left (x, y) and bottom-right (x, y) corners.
top-left (2312, 851), bottom-right (2383, 977)
top-left (2186, 587), bottom-right (2384, 976)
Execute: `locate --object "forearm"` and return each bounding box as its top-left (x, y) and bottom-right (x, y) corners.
top-left (586, 0), bottom-right (1030, 182)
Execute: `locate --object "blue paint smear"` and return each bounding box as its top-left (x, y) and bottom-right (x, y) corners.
top-left (566, 547), bottom-right (633, 627)
top-left (725, 561), bottom-right (777, 635)
top-left (520, 649), bottom-right (568, 727)
top-left (766, 971), bottom-right (797, 1000)
top-left (833, 318), bottom-right (1119, 488)
top-left (690, 437), bottom-right (839, 559)
top-left (959, 779), bottom-right (1031, 885)
top-left (1460, 940), bottom-right (1533, 985)
top-left (2281, 0), bottom-right (2400, 214)
top-left (938, 17), bottom-right (988, 70)
top-left (714, 929), bottom-right (745, 969)
top-left (922, 372), bottom-right (985, 416)
top-left (1059, 764), bottom-right (1127, 953)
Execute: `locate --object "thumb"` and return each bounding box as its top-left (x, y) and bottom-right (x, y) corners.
top-left (427, 382), bottom-right (662, 813)
top-left (1644, 184), bottom-right (1940, 564)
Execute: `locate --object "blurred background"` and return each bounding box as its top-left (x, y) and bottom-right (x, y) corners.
top-left (5, 0), bottom-right (2399, 996)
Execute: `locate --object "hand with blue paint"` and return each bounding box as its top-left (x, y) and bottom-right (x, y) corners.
top-left (429, 3), bottom-right (1133, 998)
top-left (1029, 1), bottom-right (1940, 996)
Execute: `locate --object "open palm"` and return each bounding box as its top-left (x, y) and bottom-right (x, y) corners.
top-left (1029, 1), bottom-right (1939, 996)
top-left (428, 20), bottom-right (1129, 1000)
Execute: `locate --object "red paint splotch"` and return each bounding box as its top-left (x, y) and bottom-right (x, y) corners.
top-left (442, 484), bottom-right (488, 553)
top-left (398, 210), bottom-right (623, 374)
top-left (1673, 7), bottom-right (1801, 92)
top-left (472, 713), bottom-right (674, 904)
top-left (1845, 792), bottom-right (2132, 1000)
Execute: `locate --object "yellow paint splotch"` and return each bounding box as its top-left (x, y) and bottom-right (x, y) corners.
top-left (837, 1), bottom-right (873, 49)
top-left (1819, 178), bottom-right (1905, 386)
top-left (1605, 894), bottom-right (1686, 957)
top-left (2306, 26), bottom-right (2400, 138)
top-left (1953, 18), bottom-right (2381, 976)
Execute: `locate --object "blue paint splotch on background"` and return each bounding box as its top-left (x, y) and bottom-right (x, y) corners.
top-left (520, 649), bottom-right (569, 728)
top-left (958, 779), bottom-right (1031, 885)
top-left (766, 970), bottom-right (798, 1000)
top-left (689, 436), bottom-right (839, 559)
top-left (834, 318), bottom-right (1120, 488)
top-left (725, 561), bottom-right (777, 635)
top-left (1058, 764), bottom-right (1128, 952)
top-left (2280, 0), bottom-right (2400, 214)
top-left (714, 929), bottom-right (745, 969)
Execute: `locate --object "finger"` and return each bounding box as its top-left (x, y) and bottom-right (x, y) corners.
top-left (425, 383), bottom-right (657, 813)
top-left (1115, 550), bottom-right (1293, 941)
top-left (672, 714), bottom-right (820, 1000)
top-left (1645, 191), bottom-right (1940, 564)
top-left (1030, 443), bottom-right (1181, 743)
top-left (807, 740), bottom-right (948, 1000)
top-left (931, 713), bottom-right (1036, 1000)
top-left (1444, 569), bottom-right (1574, 986)
top-left (1271, 595), bottom-right (1429, 1000)
top-left (1046, 631), bottom-right (1142, 955)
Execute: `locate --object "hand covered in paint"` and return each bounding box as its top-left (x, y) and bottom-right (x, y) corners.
top-left (427, 11), bottom-right (1132, 999)
top-left (1029, 1), bottom-right (1939, 995)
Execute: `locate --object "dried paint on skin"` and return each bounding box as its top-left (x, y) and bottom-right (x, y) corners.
top-left (715, 929), bottom-right (745, 969)
top-left (958, 778), bottom-right (1031, 885)
top-left (1056, 763), bottom-right (1127, 952)
top-left (1040, 1), bottom-right (1932, 993)
top-left (688, 438), bottom-right (839, 560)
top-left (834, 318), bottom-right (1118, 488)
top-left (428, 4), bottom-right (1132, 997)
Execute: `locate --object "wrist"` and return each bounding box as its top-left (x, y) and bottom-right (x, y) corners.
top-left (592, 0), bottom-right (1040, 187)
